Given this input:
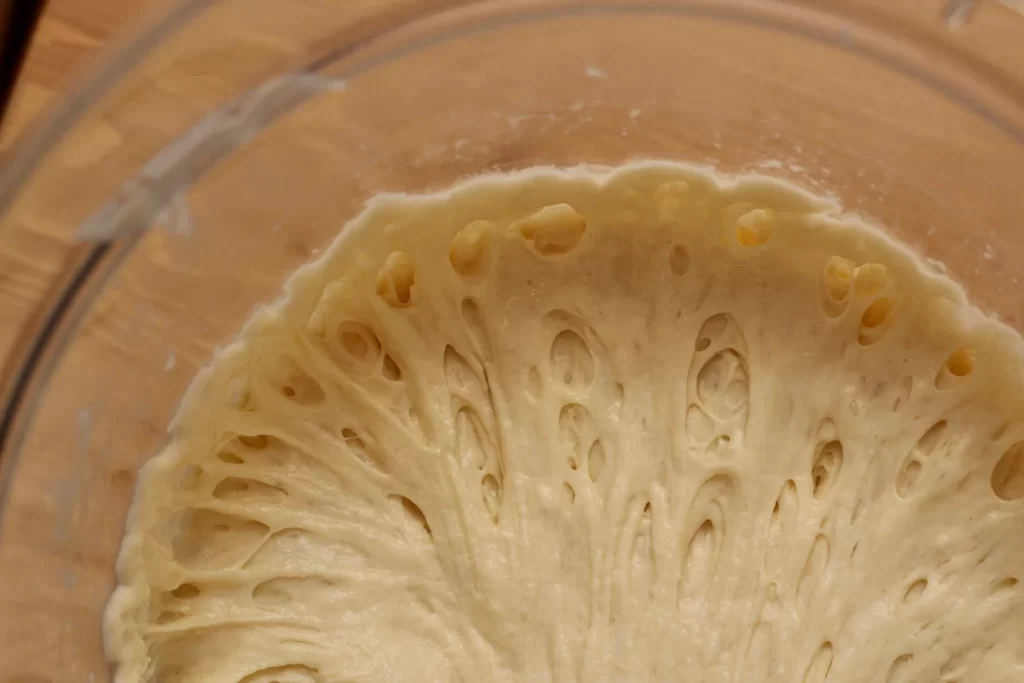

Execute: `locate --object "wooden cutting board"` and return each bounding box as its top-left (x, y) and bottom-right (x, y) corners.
top-left (0, 0), bottom-right (160, 152)
top-left (3, 0), bottom-right (1023, 366)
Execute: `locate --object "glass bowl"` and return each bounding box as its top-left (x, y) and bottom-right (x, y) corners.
top-left (1, 0), bottom-right (1023, 680)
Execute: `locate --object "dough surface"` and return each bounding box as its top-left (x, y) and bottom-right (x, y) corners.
top-left (105, 162), bottom-right (1024, 683)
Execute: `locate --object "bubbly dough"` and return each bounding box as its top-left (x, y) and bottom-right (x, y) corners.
top-left (105, 162), bottom-right (1024, 683)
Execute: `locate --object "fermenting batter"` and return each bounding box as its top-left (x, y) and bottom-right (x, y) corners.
top-left (105, 162), bottom-right (1024, 683)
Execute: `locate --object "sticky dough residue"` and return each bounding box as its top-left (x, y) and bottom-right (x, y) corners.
top-left (105, 162), bottom-right (1024, 683)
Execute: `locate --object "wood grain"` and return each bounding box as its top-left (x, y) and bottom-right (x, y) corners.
top-left (3, 0), bottom-right (1024, 394)
top-left (2, 0), bottom-right (1022, 368)
top-left (0, 0), bottom-right (165, 410)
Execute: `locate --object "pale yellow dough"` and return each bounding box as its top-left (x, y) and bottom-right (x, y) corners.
top-left (105, 162), bottom-right (1024, 683)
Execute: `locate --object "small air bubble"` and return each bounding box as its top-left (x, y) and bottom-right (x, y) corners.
top-left (991, 441), bottom-right (1024, 501)
top-left (336, 321), bottom-right (381, 365)
top-left (550, 329), bottom-right (595, 388)
top-left (903, 578), bottom-right (927, 604)
top-left (824, 258), bottom-right (854, 299)
top-left (936, 347), bottom-right (976, 389)
top-left (171, 583), bottom-right (200, 600)
top-left (563, 483), bottom-right (576, 507)
top-left (811, 440), bottom-right (843, 499)
top-left (341, 427), bottom-right (379, 469)
top-left (382, 355), bottom-right (402, 381)
top-left (886, 654), bottom-right (913, 683)
top-left (858, 297), bottom-right (896, 345)
top-left (559, 403), bottom-right (591, 465)
top-left (796, 534), bottom-right (831, 611)
top-left (896, 458), bottom-right (923, 498)
top-left (376, 251), bottom-right (416, 307)
top-left (277, 364), bottom-right (325, 405)
top-left (450, 220), bottom-right (492, 276)
top-left (695, 313), bottom-right (730, 351)
top-left (390, 494), bottom-right (432, 538)
top-left (821, 256), bottom-right (855, 317)
top-left (215, 479), bottom-right (249, 496)
top-left (514, 203), bottom-right (587, 256)
top-left (734, 208), bottom-right (775, 247)
top-left (212, 477), bottom-right (287, 501)
top-left (695, 348), bottom-right (749, 420)
top-left (862, 297), bottom-right (893, 328)
top-left (770, 481), bottom-right (794, 540)
top-left (990, 577), bottom-right (1019, 595)
top-left (341, 331), bottom-right (367, 357)
top-left (587, 441), bottom-right (606, 482)
top-left (803, 640), bottom-right (834, 683)
top-left (443, 345), bottom-right (477, 394)
top-left (237, 434), bottom-right (269, 449)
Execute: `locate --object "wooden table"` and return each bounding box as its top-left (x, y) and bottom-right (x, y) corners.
top-left (1, 1), bottom-right (157, 152)
top-left (4, 0), bottom-right (1024, 379)
top-left (1, 0), bottom-right (163, 389)
top-left (4, 0), bottom-right (1024, 366)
